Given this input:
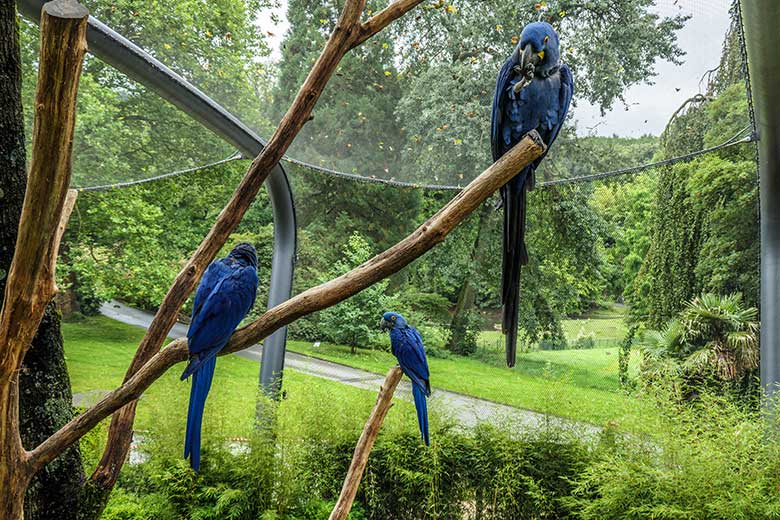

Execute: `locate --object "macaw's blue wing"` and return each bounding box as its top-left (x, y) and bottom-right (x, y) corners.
top-left (190, 259), bottom-right (229, 324)
top-left (181, 262), bottom-right (258, 379)
top-left (391, 327), bottom-right (431, 445)
top-left (544, 64), bottom-right (573, 163)
top-left (491, 56), bottom-right (516, 162)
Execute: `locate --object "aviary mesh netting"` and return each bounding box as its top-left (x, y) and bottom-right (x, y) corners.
top-left (23, 0), bottom-right (760, 454)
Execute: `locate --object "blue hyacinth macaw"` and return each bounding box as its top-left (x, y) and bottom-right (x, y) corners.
top-left (380, 311), bottom-right (430, 446)
top-left (180, 242), bottom-right (258, 470)
top-left (491, 21), bottom-right (573, 367)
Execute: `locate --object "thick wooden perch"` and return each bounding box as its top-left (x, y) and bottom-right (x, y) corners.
top-left (329, 366), bottom-right (404, 520)
top-left (29, 131), bottom-right (546, 469)
top-left (0, 1), bottom-right (87, 518)
top-left (92, 0), bottom-right (426, 488)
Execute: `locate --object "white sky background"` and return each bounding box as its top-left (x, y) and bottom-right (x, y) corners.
top-left (257, 0), bottom-right (732, 138)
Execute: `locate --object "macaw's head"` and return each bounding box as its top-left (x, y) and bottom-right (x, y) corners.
top-left (516, 21), bottom-right (561, 78)
top-left (229, 242), bottom-right (258, 268)
top-left (380, 311), bottom-right (408, 331)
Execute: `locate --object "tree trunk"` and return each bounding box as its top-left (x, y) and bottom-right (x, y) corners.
top-left (20, 303), bottom-right (87, 520)
top-left (448, 202), bottom-right (492, 353)
top-left (0, 1), bottom-right (89, 517)
top-left (0, 374), bottom-right (32, 520)
top-left (0, 1), bottom-right (37, 516)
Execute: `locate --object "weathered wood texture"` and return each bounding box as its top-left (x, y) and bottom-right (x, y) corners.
top-left (30, 131), bottom-right (546, 468)
top-left (0, 2), bottom-right (87, 518)
top-left (329, 366), bottom-right (404, 520)
top-left (92, 0), bottom-right (425, 491)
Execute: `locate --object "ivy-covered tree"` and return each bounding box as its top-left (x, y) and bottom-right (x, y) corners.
top-left (630, 15), bottom-right (755, 326)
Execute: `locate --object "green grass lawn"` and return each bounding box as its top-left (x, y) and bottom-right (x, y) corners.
top-left (289, 338), bottom-right (645, 427)
top-left (479, 304), bottom-right (629, 350)
top-left (62, 316), bottom-right (415, 446)
top-left (64, 312), bottom-right (645, 435)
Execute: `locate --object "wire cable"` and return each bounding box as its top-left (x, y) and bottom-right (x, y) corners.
top-left (73, 151), bottom-right (243, 193)
top-left (73, 125), bottom-right (755, 193)
top-left (285, 126), bottom-right (755, 191)
top-left (539, 127), bottom-right (754, 188)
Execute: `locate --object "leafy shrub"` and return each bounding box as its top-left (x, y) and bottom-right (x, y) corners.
top-left (103, 367), bottom-right (780, 520)
top-left (571, 333), bottom-right (595, 350)
top-left (102, 489), bottom-right (175, 520)
top-left (538, 336), bottom-right (568, 351)
top-left (568, 392), bottom-right (780, 519)
top-left (423, 343), bottom-right (451, 359)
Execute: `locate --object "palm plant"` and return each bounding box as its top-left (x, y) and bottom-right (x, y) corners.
top-left (641, 293), bottom-right (759, 384)
top-left (640, 318), bottom-right (685, 381)
top-left (679, 293), bottom-right (759, 381)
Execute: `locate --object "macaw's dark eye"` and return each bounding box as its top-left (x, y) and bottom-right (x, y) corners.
top-left (391, 315), bottom-right (396, 321)
top-left (544, 35), bottom-right (549, 44)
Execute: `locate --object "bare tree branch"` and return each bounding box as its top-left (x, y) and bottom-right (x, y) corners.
top-left (0, 1), bottom-right (88, 517)
top-left (353, 0), bottom-right (425, 49)
top-left (329, 366), bottom-right (404, 520)
top-left (29, 131), bottom-right (546, 469)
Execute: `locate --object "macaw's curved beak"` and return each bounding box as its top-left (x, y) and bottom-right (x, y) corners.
top-left (379, 317), bottom-right (392, 331)
top-left (513, 45), bottom-right (543, 93)
top-left (520, 44), bottom-right (543, 70)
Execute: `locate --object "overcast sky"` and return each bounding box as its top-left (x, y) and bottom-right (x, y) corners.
top-left (573, 0), bottom-right (732, 136)
top-left (257, 0), bottom-right (732, 138)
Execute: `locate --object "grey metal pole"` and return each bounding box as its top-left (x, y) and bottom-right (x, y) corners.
top-left (18, 0), bottom-right (296, 397)
top-left (739, 0), bottom-right (780, 399)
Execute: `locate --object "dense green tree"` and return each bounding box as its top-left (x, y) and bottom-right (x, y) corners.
top-left (19, 0), bottom-right (275, 187)
top-left (390, 0), bottom-right (685, 347)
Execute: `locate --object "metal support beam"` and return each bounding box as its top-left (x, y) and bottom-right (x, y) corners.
top-left (18, 0), bottom-right (296, 397)
top-left (740, 1), bottom-right (780, 399)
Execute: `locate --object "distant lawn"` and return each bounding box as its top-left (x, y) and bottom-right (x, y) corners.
top-left (61, 316), bottom-right (414, 443)
top-left (288, 338), bottom-right (646, 428)
top-left (286, 306), bottom-right (647, 427)
top-left (479, 304), bottom-right (629, 350)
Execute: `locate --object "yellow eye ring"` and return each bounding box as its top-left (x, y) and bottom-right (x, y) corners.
top-left (391, 315), bottom-right (396, 321)
top-left (544, 35), bottom-right (549, 44)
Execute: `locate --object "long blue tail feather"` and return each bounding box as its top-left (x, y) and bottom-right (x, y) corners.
top-left (502, 170), bottom-right (530, 368)
top-left (184, 355), bottom-right (217, 471)
top-left (412, 384), bottom-right (430, 446)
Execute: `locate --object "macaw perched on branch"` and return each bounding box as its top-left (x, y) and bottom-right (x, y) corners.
top-left (181, 242), bottom-right (258, 470)
top-left (380, 312), bottom-right (431, 445)
top-left (491, 21), bottom-right (573, 367)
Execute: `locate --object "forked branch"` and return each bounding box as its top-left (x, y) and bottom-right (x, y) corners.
top-left (329, 366), bottom-right (404, 520)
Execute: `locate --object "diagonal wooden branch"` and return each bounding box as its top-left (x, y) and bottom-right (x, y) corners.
top-left (329, 366), bottom-right (404, 520)
top-left (29, 131), bottom-right (546, 471)
top-left (91, 0), bottom-right (422, 489)
top-left (352, 0), bottom-right (425, 49)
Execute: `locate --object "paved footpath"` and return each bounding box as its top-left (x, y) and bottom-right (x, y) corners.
top-left (98, 301), bottom-right (599, 436)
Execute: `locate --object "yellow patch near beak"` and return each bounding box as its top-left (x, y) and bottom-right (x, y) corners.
top-left (538, 51), bottom-right (545, 60)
